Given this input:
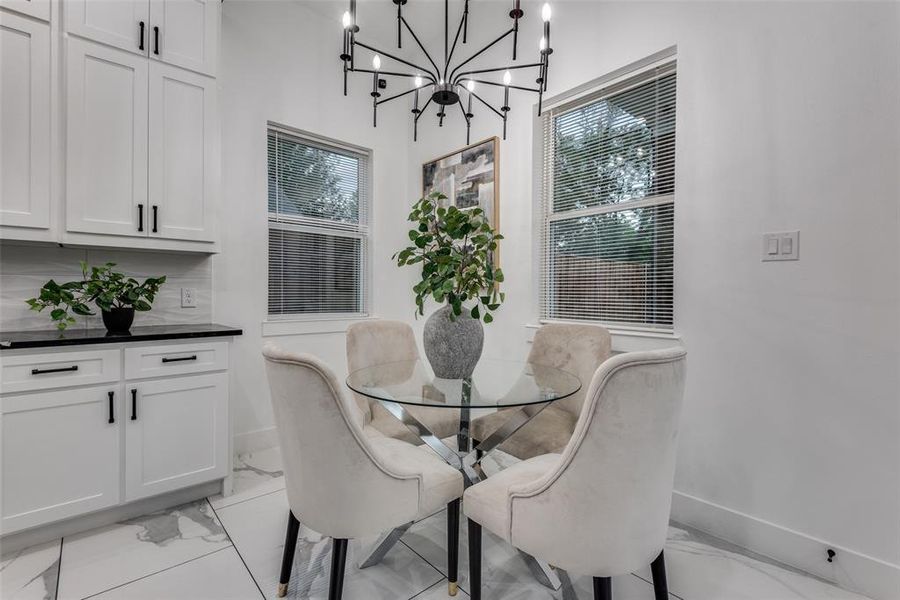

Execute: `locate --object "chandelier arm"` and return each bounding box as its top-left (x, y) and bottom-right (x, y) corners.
top-left (457, 98), bottom-right (472, 144)
top-left (470, 91), bottom-right (505, 119)
top-left (461, 78), bottom-right (541, 94)
top-left (351, 67), bottom-right (433, 82)
top-left (399, 17), bottom-right (442, 80)
top-left (376, 85), bottom-right (429, 106)
top-left (415, 96), bottom-right (434, 124)
top-left (354, 40), bottom-right (438, 81)
top-left (447, 27), bottom-right (515, 83)
top-left (454, 62), bottom-right (544, 85)
top-left (443, 6), bottom-right (468, 81)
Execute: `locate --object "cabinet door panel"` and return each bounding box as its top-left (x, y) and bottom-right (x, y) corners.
top-left (125, 373), bottom-right (227, 501)
top-left (1, 0), bottom-right (50, 21)
top-left (0, 12), bottom-right (50, 230)
top-left (149, 62), bottom-right (216, 241)
top-left (66, 37), bottom-right (148, 237)
top-left (65, 0), bottom-right (149, 55)
top-left (150, 0), bottom-right (217, 76)
top-left (1, 386), bottom-right (121, 534)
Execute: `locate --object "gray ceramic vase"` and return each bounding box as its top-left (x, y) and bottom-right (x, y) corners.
top-left (423, 304), bottom-right (484, 379)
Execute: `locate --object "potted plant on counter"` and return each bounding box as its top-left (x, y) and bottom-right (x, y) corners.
top-left (394, 192), bottom-right (505, 378)
top-left (26, 262), bottom-right (166, 333)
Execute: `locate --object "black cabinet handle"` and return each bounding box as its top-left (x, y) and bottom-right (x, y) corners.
top-left (162, 355), bottom-right (197, 363)
top-left (139, 21), bottom-right (145, 50)
top-left (153, 26), bottom-right (159, 55)
top-left (31, 365), bottom-right (78, 375)
top-left (138, 204), bottom-right (144, 232)
top-left (131, 388), bottom-right (138, 421)
top-left (152, 205), bottom-right (158, 233)
top-left (108, 391), bottom-right (115, 424)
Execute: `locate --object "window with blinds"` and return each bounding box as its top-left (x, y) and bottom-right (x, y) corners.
top-left (539, 63), bottom-right (676, 332)
top-left (267, 127), bottom-right (370, 317)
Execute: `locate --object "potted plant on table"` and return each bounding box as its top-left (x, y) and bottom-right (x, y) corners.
top-left (394, 192), bottom-right (505, 378)
top-left (26, 262), bottom-right (166, 333)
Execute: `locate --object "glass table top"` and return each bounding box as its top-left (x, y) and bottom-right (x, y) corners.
top-left (346, 358), bottom-right (581, 408)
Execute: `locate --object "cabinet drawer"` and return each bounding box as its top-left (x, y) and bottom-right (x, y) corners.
top-left (0, 349), bottom-right (121, 394)
top-left (124, 341), bottom-right (227, 379)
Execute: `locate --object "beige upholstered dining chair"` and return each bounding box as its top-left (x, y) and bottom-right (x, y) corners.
top-left (347, 320), bottom-right (460, 445)
top-left (464, 347), bottom-right (687, 600)
top-left (470, 323), bottom-right (612, 459)
top-left (262, 344), bottom-right (465, 599)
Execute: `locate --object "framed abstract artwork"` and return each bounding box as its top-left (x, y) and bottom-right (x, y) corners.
top-left (422, 137), bottom-right (500, 237)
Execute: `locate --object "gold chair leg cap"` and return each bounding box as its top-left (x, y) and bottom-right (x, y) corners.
top-left (448, 581), bottom-right (458, 596)
top-left (277, 583), bottom-right (288, 597)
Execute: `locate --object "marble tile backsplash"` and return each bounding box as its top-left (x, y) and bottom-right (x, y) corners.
top-left (0, 243), bottom-right (213, 332)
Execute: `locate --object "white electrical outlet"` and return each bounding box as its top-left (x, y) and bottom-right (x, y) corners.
top-left (762, 231), bottom-right (799, 261)
top-left (181, 287), bottom-right (197, 308)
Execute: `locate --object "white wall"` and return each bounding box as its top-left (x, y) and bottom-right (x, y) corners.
top-left (215, 0), bottom-right (420, 449)
top-left (408, 1), bottom-right (900, 597)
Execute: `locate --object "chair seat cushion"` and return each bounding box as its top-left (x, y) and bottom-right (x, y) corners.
top-left (463, 453), bottom-right (561, 541)
top-left (368, 402), bottom-right (462, 446)
top-left (367, 433), bottom-right (464, 519)
top-left (471, 406), bottom-right (576, 460)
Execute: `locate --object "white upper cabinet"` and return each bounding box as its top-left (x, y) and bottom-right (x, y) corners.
top-left (65, 0), bottom-right (149, 56)
top-left (149, 61), bottom-right (217, 241)
top-left (0, 0), bottom-right (50, 21)
top-left (0, 11), bottom-right (51, 231)
top-left (150, 0), bottom-right (217, 76)
top-left (66, 37), bottom-right (149, 237)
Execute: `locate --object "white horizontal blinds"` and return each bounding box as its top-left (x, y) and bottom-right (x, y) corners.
top-left (267, 128), bottom-right (370, 317)
top-left (540, 63), bottom-right (676, 331)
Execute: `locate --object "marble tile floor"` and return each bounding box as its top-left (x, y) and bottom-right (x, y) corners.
top-left (1, 446), bottom-right (874, 600)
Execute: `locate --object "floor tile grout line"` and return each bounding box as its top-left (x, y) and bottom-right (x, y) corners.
top-left (54, 537), bottom-right (63, 600)
top-left (407, 578), bottom-right (455, 600)
top-left (399, 538), bottom-right (449, 580)
top-left (77, 546), bottom-right (232, 600)
top-left (630, 572), bottom-right (685, 600)
top-left (210, 480), bottom-right (286, 511)
top-left (206, 498), bottom-right (266, 599)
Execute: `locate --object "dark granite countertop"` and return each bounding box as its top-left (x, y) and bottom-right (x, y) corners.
top-left (0, 323), bottom-right (243, 350)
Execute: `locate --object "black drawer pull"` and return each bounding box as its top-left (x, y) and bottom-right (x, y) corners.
top-left (138, 203), bottom-right (144, 232)
top-left (162, 355), bottom-right (197, 363)
top-left (31, 365), bottom-right (78, 375)
top-left (139, 21), bottom-right (145, 51)
top-left (108, 391), bottom-right (115, 424)
top-left (131, 388), bottom-right (138, 421)
top-left (152, 205), bottom-right (158, 233)
top-left (153, 26), bottom-right (159, 55)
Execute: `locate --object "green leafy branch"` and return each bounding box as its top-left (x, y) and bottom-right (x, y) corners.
top-left (25, 262), bottom-right (166, 330)
top-left (393, 192), bottom-right (505, 323)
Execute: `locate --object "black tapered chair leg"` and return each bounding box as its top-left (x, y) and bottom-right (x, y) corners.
top-left (328, 538), bottom-right (349, 600)
top-left (650, 550), bottom-right (669, 600)
top-left (447, 500), bottom-right (460, 596)
top-left (277, 511), bottom-right (301, 597)
top-left (468, 519), bottom-right (482, 600)
top-left (593, 576), bottom-right (612, 600)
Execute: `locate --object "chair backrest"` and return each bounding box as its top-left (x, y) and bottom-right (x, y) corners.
top-left (509, 347), bottom-right (687, 577)
top-left (346, 320), bottom-right (420, 421)
top-left (262, 344), bottom-right (419, 539)
top-left (527, 323), bottom-right (612, 416)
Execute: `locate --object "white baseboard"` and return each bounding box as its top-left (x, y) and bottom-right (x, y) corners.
top-left (671, 490), bottom-right (900, 600)
top-left (233, 426), bottom-right (279, 455)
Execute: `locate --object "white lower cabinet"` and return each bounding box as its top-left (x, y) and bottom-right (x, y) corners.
top-left (0, 339), bottom-right (233, 536)
top-left (1, 385), bottom-right (122, 533)
top-left (125, 372), bottom-right (228, 501)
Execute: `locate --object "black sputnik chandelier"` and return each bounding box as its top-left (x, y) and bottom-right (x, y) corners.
top-left (339, 0), bottom-right (553, 143)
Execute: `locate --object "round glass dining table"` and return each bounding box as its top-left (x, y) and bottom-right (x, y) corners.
top-left (346, 359), bottom-right (581, 589)
top-left (346, 358), bottom-right (581, 485)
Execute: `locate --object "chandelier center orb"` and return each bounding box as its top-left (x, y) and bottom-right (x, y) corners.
top-left (432, 83), bottom-right (460, 107)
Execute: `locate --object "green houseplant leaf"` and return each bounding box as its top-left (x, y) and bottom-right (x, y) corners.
top-left (393, 192), bottom-right (505, 324)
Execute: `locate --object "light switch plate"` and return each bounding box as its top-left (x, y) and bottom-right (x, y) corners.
top-left (181, 287), bottom-right (197, 308)
top-left (762, 231), bottom-right (799, 261)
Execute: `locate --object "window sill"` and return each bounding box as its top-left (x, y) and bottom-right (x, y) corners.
top-left (525, 321), bottom-right (681, 352)
top-left (262, 315), bottom-right (377, 337)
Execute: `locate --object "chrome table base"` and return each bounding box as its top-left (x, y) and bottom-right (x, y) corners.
top-left (357, 398), bottom-right (566, 591)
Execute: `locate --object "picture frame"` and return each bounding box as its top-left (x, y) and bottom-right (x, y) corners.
top-left (422, 137), bottom-right (500, 255)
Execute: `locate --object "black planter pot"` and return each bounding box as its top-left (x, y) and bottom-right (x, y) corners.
top-left (102, 307), bottom-right (135, 334)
